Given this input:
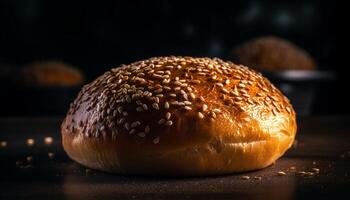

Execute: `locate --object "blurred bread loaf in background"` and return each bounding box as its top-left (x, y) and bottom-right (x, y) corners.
top-left (232, 36), bottom-right (316, 71)
top-left (17, 61), bottom-right (84, 87)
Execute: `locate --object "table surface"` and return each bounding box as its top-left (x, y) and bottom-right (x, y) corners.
top-left (0, 116), bottom-right (349, 200)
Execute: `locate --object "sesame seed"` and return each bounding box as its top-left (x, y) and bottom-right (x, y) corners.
top-left (122, 111), bottom-right (128, 116)
top-left (152, 74), bottom-right (163, 79)
top-left (216, 83), bottom-right (224, 87)
top-left (145, 125), bottom-right (150, 133)
top-left (198, 112), bottom-right (204, 119)
top-left (26, 138), bottom-right (35, 146)
top-left (142, 104), bottom-right (148, 110)
top-left (221, 88), bottom-right (229, 94)
top-left (174, 81), bottom-right (182, 86)
top-left (225, 79), bottom-right (230, 84)
top-left (286, 107), bottom-right (292, 113)
top-left (163, 86), bottom-right (171, 90)
top-left (199, 96), bottom-right (205, 102)
top-left (256, 92), bottom-right (264, 97)
top-left (129, 129), bottom-right (135, 134)
top-left (242, 93), bottom-right (250, 98)
top-left (190, 93), bottom-right (196, 99)
top-left (162, 79), bottom-right (170, 84)
top-left (0, 141), bottom-right (7, 148)
top-left (165, 120), bottom-right (173, 126)
top-left (136, 107), bottom-right (144, 112)
top-left (164, 102), bottom-right (170, 109)
top-left (154, 88), bottom-right (163, 93)
top-left (311, 168), bottom-right (320, 173)
top-left (155, 97), bottom-right (160, 103)
top-left (169, 93), bottom-right (177, 97)
top-left (152, 103), bottom-right (160, 110)
top-left (137, 132), bottom-right (146, 137)
top-left (184, 106), bottom-right (192, 110)
top-left (184, 101), bottom-right (192, 105)
top-left (241, 89), bottom-right (248, 94)
top-left (238, 83), bottom-right (246, 88)
top-left (165, 112), bottom-right (171, 120)
top-left (262, 87), bottom-right (269, 92)
top-left (48, 152), bottom-right (55, 159)
top-left (241, 176), bottom-right (250, 180)
top-left (131, 121), bottom-right (141, 128)
top-left (124, 122), bottom-right (130, 130)
top-left (178, 102), bottom-right (185, 106)
top-left (158, 118), bottom-right (165, 124)
top-left (235, 97), bottom-right (243, 101)
top-left (253, 176), bottom-right (262, 180)
top-left (153, 137), bottom-right (160, 144)
top-left (296, 171), bottom-right (307, 176)
top-left (182, 93), bottom-right (188, 100)
top-left (126, 95), bottom-right (131, 103)
top-left (243, 117), bottom-right (250, 122)
top-left (44, 137), bottom-right (53, 145)
top-left (270, 95), bottom-right (280, 102)
top-left (117, 106), bottom-right (123, 113)
top-left (213, 109), bottom-right (221, 113)
top-left (165, 65), bottom-right (174, 69)
top-left (171, 101), bottom-right (179, 106)
top-left (113, 110), bottom-right (118, 117)
top-left (277, 171), bottom-right (286, 176)
top-left (117, 117), bottom-right (125, 124)
top-left (155, 70), bottom-right (164, 74)
top-left (304, 172), bottom-right (315, 176)
top-left (192, 80), bottom-right (201, 84)
top-left (26, 156), bottom-right (33, 162)
top-left (202, 104), bottom-right (208, 112)
top-left (272, 108), bottom-right (278, 116)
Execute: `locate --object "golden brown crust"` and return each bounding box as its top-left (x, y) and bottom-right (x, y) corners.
top-left (61, 56), bottom-right (297, 176)
top-left (18, 61), bottom-right (84, 87)
top-left (232, 36), bottom-right (316, 71)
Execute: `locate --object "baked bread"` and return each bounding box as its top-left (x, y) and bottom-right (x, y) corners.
top-left (61, 56), bottom-right (297, 176)
top-left (232, 36), bottom-right (316, 71)
top-left (18, 61), bottom-right (84, 87)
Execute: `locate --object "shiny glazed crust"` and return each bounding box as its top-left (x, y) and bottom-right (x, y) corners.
top-left (61, 56), bottom-right (297, 176)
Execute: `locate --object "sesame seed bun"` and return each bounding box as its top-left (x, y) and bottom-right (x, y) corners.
top-left (61, 56), bottom-right (297, 176)
top-left (232, 36), bottom-right (316, 71)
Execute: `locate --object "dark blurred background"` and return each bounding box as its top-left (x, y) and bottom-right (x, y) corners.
top-left (0, 0), bottom-right (341, 116)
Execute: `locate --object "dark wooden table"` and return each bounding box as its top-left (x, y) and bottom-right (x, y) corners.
top-left (0, 116), bottom-right (349, 200)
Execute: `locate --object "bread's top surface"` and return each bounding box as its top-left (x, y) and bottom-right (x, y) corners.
top-left (62, 56), bottom-right (295, 148)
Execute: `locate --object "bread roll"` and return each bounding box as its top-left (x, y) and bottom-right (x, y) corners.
top-left (232, 36), bottom-right (316, 71)
top-left (61, 56), bottom-right (297, 176)
top-left (19, 61), bottom-right (84, 87)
